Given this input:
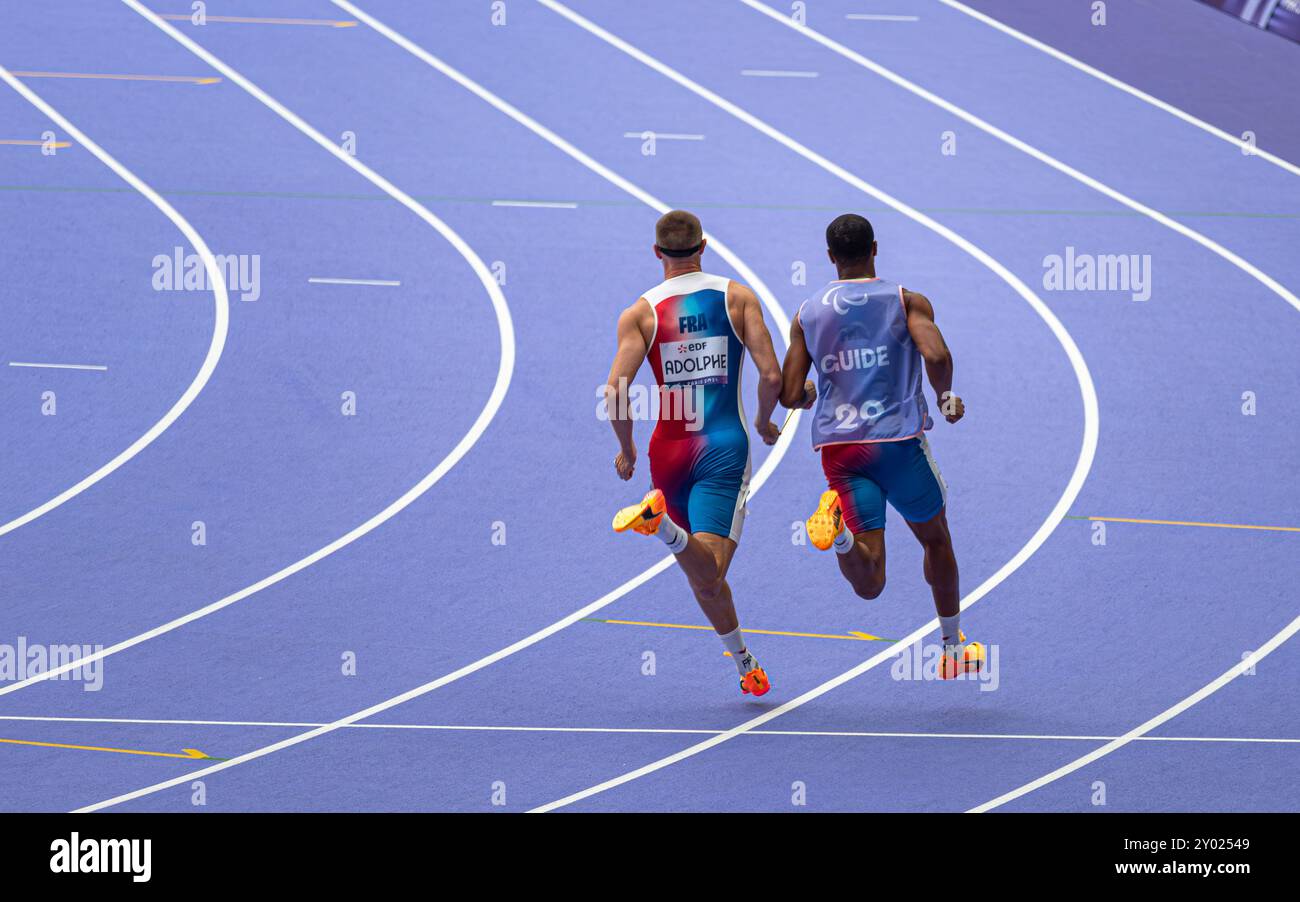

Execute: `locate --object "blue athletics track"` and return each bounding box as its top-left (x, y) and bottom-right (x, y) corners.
top-left (0, 0), bottom-right (1296, 814)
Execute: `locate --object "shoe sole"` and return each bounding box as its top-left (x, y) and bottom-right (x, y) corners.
top-left (806, 491), bottom-right (842, 551)
top-left (613, 491), bottom-right (665, 534)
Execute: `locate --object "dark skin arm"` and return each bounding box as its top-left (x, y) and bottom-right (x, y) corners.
top-left (904, 289), bottom-right (963, 423)
top-left (779, 313), bottom-right (817, 410)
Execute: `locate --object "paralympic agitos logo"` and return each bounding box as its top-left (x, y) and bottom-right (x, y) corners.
top-left (821, 284), bottom-right (870, 315)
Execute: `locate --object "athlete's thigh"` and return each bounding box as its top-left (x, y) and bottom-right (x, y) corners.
top-left (878, 436), bottom-right (947, 525)
top-left (854, 526), bottom-right (886, 567)
top-left (904, 506), bottom-right (952, 546)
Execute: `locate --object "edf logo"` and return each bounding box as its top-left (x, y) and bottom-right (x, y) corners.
top-left (678, 313), bottom-right (708, 333)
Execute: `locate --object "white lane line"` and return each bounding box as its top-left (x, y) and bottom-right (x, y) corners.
top-left (846, 14), bottom-right (920, 22)
top-left (621, 131), bottom-right (705, 140)
top-left (0, 63), bottom-right (229, 539)
top-left (529, 0), bottom-right (1098, 813)
top-left (8, 362), bottom-right (109, 371)
top-left (971, 613), bottom-right (1300, 811)
top-left (5, 714), bottom-right (1298, 745)
top-left (740, 68), bottom-right (818, 77)
top-left (745, 0), bottom-right (1300, 811)
top-left (71, 0), bottom-right (800, 813)
top-left (491, 199), bottom-right (579, 208)
top-left (936, 0), bottom-right (1300, 179)
top-left (0, 1), bottom-right (514, 697)
top-left (743, 0), bottom-right (1300, 315)
top-left (306, 277), bottom-right (401, 286)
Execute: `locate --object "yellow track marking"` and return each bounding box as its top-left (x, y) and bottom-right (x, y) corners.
top-left (592, 618), bottom-right (891, 642)
top-left (8, 71), bottom-right (220, 85)
top-left (0, 737), bottom-right (209, 759)
top-left (1079, 515), bottom-right (1300, 533)
top-left (159, 14), bottom-right (358, 27)
top-left (0, 138), bottom-right (71, 148)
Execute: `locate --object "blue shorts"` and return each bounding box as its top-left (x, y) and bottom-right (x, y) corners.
top-left (820, 436), bottom-right (947, 533)
top-left (649, 431), bottom-right (751, 541)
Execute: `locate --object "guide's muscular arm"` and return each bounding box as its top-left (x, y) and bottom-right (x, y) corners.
top-left (779, 314), bottom-right (816, 409)
top-left (606, 300), bottom-right (653, 480)
top-left (730, 282), bottom-right (784, 445)
top-left (904, 289), bottom-right (964, 423)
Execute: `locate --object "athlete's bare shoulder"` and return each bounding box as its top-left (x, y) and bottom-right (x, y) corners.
top-left (902, 287), bottom-right (935, 319)
top-left (725, 280), bottom-right (757, 341)
top-left (623, 294), bottom-right (656, 344)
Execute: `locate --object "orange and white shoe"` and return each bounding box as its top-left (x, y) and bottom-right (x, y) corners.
top-left (806, 489), bottom-right (844, 551)
top-left (940, 631), bottom-right (985, 680)
top-left (740, 665), bottom-right (771, 697)
top-left (612, 488), bottom-right (667, 536)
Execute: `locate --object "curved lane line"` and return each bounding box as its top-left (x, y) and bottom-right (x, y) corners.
top-left (71, 0), bottom-right (801, 812)
top-left (0, 1), bottom-right (516, 696)
top-left (971, 614), bottom-right (1300, 811)
top-left (525, 0), bottom-right (1099, 812)
top-left (936, 0), bottom-right (1300, 179)
top-left (735, 0), bottom-right (1300, 814)
top-left (0, 63), bottom-right (229, 537)
top-left (741, 0), bottom-right (1300, 315)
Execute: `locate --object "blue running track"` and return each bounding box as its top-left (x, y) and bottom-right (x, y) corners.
top-left (0, 0), bottom-right (1296, 812)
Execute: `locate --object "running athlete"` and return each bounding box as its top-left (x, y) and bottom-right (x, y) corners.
top-left (606, 210), bottom-right (784, 697)
top-left (780, 214), bottom-right (984, 679)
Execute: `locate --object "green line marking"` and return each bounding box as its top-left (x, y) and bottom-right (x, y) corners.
top-left (1, 183), bottom-right (1296, 219)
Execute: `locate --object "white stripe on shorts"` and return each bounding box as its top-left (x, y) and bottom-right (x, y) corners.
top-left (919, 434), bottom-right (947, 506)
top-left (727, 453), bottom-right (753, 542)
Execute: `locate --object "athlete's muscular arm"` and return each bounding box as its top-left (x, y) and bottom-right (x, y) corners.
top-left (779, 313), bottom-right (817, 410)
top-left (606, 301), bottom-right (650, 480)
top-left (904, 289), bottom-right (964, 424)
top-left (732, 283), bottom-right (784, 446)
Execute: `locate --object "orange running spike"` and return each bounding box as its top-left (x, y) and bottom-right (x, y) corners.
top-left (940, 637), bottom-right (986, 680)
top-left (806, 489), bottom-right (843, 551)
top-left (740, 666), bottom-right (771, 696)
top-left (612, 488), bottom-right (667, 536)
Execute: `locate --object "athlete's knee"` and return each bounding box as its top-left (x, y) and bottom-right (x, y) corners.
top-left (853, 578), bottom-right (885, 601)
top-left (691, 576), bottom-right (727, 604)
top-left (925, 540), bottom-right (956, 569)
top-left (850, 567), bottom-right (886, 600)
top-left (921, 531), bottom-right (956, 565)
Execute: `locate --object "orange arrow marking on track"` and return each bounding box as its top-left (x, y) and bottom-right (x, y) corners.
top-left (0, 737), bottom-right (212, 760)
top-left (7, 71), bottom-right (220, 85)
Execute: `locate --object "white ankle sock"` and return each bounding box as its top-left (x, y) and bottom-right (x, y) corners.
top-left (939, 614), bottom-right (962, 647)
top-left (718, 627), bottom-right (756, 675)
top-left (833, 529), bottom-right (854, 554)
top-left (656, 514), bottom-right (688, 553)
